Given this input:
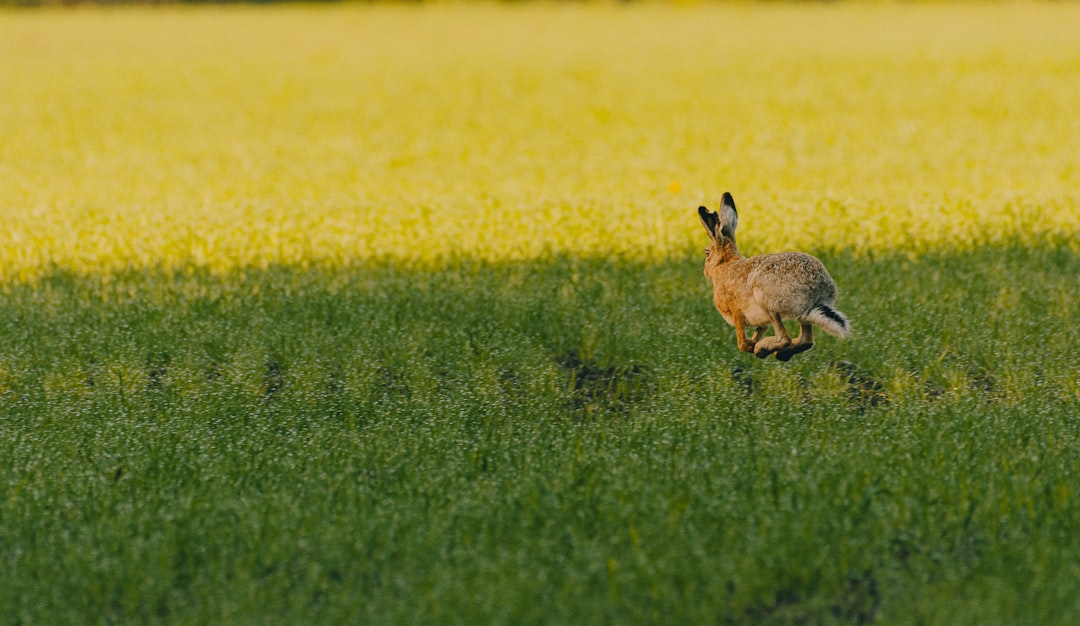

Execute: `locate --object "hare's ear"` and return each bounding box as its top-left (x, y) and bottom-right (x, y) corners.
top-left (718, 192), bottom-right (738, 239)
top-left (698, 206), bottom-right (721, 242)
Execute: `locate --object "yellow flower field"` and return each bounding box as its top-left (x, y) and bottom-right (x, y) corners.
top-left (1, 3), bottom-right (1078, 282)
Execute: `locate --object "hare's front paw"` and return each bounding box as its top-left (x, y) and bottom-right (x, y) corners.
top-left (753, 336), bottom-right (791, 359)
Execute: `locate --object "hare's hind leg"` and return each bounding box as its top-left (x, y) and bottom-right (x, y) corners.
top-left (776, 323), bottom-right (815, 361)
top-left (792, 323), bottom-right (815, 349)
top-left (753, 313), bottom-right (792, 359)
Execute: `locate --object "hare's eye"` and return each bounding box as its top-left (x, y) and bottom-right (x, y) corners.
top-left (704, 248), bottom-right (711, 258)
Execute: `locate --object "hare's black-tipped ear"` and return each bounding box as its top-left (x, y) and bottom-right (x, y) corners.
top-left (698, 206), bottom-right (720, 241)
top-left (719, 192), bottom-right (738, 238)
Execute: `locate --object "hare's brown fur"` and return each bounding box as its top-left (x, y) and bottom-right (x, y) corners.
top-left (700, 194), bottom-right (850, 361)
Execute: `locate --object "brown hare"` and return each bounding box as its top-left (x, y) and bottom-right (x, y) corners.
top-left (699, 193), bottom-right (850, 361)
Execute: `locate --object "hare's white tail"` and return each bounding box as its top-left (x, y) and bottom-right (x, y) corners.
top-left (806, 304), bottom-right (851, 339)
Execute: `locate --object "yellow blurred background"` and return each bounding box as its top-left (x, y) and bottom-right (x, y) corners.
top-left (2, 3), bottom-right (1078, 281)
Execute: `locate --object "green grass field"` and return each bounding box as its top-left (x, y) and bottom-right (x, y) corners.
top-left (2, 3), bottom-right (1080, 624)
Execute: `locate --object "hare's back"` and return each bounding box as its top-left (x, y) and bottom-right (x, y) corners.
top-left (746, 252), bottom-right (837, 306)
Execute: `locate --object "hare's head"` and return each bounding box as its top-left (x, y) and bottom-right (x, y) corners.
top-left (698, 192), bottom-right (740, 274)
